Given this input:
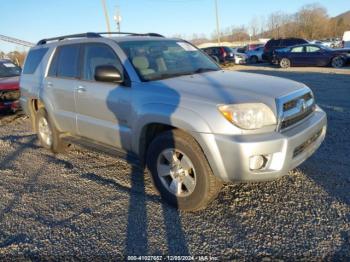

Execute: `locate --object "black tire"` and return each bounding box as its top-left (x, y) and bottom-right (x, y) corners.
top-left (35, 108), bottom-right (69, 153)
top-left (146, 130), bottom-right (222, 211)
top-left (250, 56), bottom-right (258, 64)
top-left (331, 56), bottom-right (345, 68)
top-left (279, 58), bottom-right (291, 68)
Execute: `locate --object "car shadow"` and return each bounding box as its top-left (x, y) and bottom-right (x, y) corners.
top-left (105, 78), bottom-right (190, 256)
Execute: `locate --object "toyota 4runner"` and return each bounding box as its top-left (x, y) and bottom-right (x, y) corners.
top-left (20, 32), bottom-right (327, 211)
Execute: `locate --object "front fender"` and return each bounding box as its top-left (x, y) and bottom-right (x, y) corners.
top-left (131, 103), bottom-right (212, 154)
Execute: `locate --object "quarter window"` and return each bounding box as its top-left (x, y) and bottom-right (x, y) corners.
top-left (23, 48), bottom-right (48, 74)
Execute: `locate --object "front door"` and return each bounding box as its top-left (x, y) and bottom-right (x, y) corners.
top-left (75, 43), bottom-right (132, 150)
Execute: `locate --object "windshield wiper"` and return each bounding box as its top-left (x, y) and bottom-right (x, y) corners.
top-left (193, 68), bottom-right (219, 74)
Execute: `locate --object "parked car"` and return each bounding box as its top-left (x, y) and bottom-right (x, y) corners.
top-left (230, 48), bottom-right (248, 64)
top-left (343, 31), bottom-right (350, 48)
top-left (201, 46), bottom-right (235, 64)
top-left (246, 46), bottom-right (264, 63)
top-left (274, 44), bottom-right (350, 68)
top-left (263, 38), bottom-right (308, 63)
top-left (20, 32), bottom-right (327, 211)
top-left (320, 38), bottom-right (342, 48)
top-left (0, 59), bottom-right (21, 112)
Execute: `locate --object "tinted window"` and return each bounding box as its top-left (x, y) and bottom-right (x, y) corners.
top-left (23, 48), bottom-right (48, 74)
top-left (56, 45), bottom-right (80, 78)
top-left (291, 46), bottom-right (304, 53)
top-left (0, 61), bottom-right (21, 77)
top-left (266, 40), bottom-right (279, 48)
top-left (306, 46), bottom-right (321, 52)
top-left (82, 43), bottom-right (122, 81)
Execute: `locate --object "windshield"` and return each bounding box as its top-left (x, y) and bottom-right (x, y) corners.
top-left (0, 61), bottom-right (21, 78)
top-left (118, 40), bottom-right (220, 81)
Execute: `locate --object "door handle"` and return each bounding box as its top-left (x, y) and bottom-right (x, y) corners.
top-left (76, 86), bottom-right (86, 93)
top-left (47, 81), bottom-right (53, 88)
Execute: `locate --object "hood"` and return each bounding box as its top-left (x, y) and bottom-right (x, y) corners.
top-left (0, 76), bottom-right (20, 91)
top-left (155, 70), bottom-right (306, 113)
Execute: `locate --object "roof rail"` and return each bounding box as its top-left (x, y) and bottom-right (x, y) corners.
top-left (36, 32), bottom-right (164, 45)
top-left (97, 32), bottom-right (164, 37)
top-left (37, 32), bottom-right (101, 45)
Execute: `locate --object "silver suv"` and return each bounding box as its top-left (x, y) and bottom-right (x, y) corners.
top-left (20, 32), bottom-right (327, 211)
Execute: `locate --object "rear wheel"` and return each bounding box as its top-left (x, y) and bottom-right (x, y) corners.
top-left (331, 56), bottom-right (344, 68)
top-left (35, 108), bottom-right (69, 153)
top-left (250, 55), bottom-right (258, 64)
top-left (146, 130), bottom-right (222, 211)
top-left (280, 58), bottom-right (291, 68)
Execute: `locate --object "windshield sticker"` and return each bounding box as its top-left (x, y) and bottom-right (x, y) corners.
top-left (177, 42), bottom-right (197, 51)
top-left (3, 63), bottom-right (16, 68)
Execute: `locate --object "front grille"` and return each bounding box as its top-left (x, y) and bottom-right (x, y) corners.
top-left (0, 90), bottom-right (20, 102)
top-left (293, 129), bottom-right (322, 157)
top-left (276, 89), bottom-right (316, 131)
top-left (281, 105), bottom-right (315, 129)
top-left (283, 92), bottom-right (313, 111)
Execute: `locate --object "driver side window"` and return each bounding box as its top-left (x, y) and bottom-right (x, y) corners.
top-left (82, 43), bottom-right (123, 81)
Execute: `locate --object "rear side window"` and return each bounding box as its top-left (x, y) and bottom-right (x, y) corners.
top-left (49, 44), bottom-right (80, 78)
top-left (23, 48), bottom-right (48, 74)
top-left (265, 40), bottom-right (279, 48)
top-left (57, 45), bottom-right (80, 78)
top-left (291, 46), bottom-right (304, 53)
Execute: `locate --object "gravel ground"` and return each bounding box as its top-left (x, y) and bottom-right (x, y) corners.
top-left (0, 65), bottom-right (349, 260)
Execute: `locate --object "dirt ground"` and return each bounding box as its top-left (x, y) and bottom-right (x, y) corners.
top-left (0, 65), bottom-right (349, 260)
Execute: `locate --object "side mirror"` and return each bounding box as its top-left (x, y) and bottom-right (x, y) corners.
top-left (95, 65), bottom-right (123, 83)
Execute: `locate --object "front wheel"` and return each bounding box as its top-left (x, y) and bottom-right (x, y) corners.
top-left (146, 130), bottom-right (222, 211)
top-left (280, 58), bottom-right (291, 68)
top-left (331, 56), bottom-right (344, 68)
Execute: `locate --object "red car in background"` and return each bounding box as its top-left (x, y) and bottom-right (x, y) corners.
top-left (0, 59), bottom-right (21, 113)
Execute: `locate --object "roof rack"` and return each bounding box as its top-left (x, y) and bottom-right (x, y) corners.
top-left (36, 32), bottom-right (164, 45)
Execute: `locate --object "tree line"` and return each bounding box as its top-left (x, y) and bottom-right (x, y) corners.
top-left (191, 4), bottom-right (349, 44)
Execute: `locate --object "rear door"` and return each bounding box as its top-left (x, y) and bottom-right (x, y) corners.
top-left (75, 42), bottom-right (132, 149)
top-left (289, 46), bottom-right (306, 65)
top-left (44, 44), bottom-right (81, 133)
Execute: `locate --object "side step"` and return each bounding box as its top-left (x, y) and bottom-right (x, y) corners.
top-left (62, 135), bottom-right (141, 167)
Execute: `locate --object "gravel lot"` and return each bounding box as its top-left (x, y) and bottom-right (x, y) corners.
top-left (0, 65), bottom-right (349, 260)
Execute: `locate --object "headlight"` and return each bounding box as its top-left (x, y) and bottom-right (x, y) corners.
top-left (218, 103), bottom-right (277, 129)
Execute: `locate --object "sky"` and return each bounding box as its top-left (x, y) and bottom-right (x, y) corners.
top-left (0, 0), bottom-right (349, 52)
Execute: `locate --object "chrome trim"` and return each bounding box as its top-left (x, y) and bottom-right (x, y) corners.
top-left (275, 88), bottom-right (315, 132)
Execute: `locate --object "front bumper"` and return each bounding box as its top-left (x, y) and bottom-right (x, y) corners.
top-left (195, 106), bottom-right (327, 182)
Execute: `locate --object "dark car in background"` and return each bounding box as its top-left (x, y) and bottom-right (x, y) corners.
top-left (263, 38), bottom-right (308, 63)
top-left (0, 59), bottom-right (21, 113)
top-left (274, 44), bottom-right (350, 68)
top-left (201, 46), bottom-right (235, 64)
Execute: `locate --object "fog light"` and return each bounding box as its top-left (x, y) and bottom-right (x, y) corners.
top-left (249, 155), bottom-right (267, 170)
